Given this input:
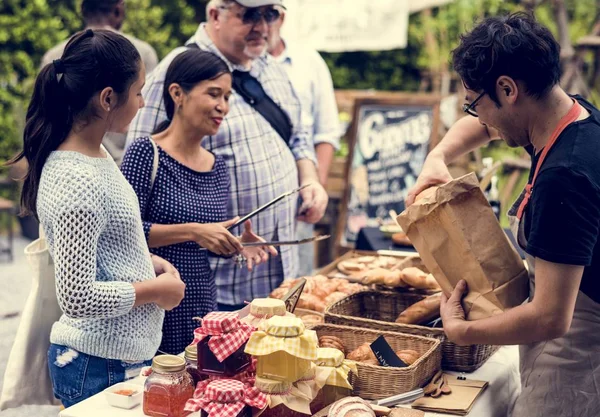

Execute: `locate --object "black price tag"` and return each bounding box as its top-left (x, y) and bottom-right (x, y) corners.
top-left (370, 336), bottom-right (408, 368)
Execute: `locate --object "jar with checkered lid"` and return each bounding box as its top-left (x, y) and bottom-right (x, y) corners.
top-left (197, 380), bottom-right (258, 417)
top-left (309, 348), bottom-right (357, 413)
top-left (245, 316), bottom-right (318, 382)
top-left (192, 312), bottom-right (254, 377)
top-left (143, 355), bottom-right (195, 417)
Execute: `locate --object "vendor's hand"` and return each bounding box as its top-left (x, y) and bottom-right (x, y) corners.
top-left (192, 218), bottom-right (244, 256)
top-left (297, 182), bottom-right (328, 224)
top-left (153, 272), bottom-right (185, 311)
top-left (441, 280), bottom-right (469, 346)
top-left (405, 153), bottom-right (453, 207)
top-left (239, 220), bottom-right (278, 271)
top-left (151, 254), bottom-right (180, 280)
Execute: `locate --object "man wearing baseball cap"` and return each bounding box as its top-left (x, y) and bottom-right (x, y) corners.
top-left (127, 0), bottom-right (328, 311)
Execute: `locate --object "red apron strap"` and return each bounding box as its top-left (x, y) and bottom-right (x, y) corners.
top-left (516, 99), bottom-right (583, 220)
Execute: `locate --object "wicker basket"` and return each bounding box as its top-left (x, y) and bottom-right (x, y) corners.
top-left (310, 323), bottom-right (441, 400)
top-left (325, 291), bottom-right (500, 372)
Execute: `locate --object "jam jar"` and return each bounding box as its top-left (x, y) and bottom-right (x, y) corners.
top-left (255, 376), bottom-right (312, 417)
top-left (184, 344), bottom-right (204, 386)
top-left (240, 298), bottom-right (289, 329)
top-left (309, 348), bottom-right (356, 412)
top-left (194, 312), bottom-right (253, 377)
top-left (245, 316), bottom-right (318, 382)
top-left (198, 379), bottom-right (267, 417)
top-left (143, 355), bottom-right (195, 417)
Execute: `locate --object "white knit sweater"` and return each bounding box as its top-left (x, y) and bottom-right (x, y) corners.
top-left (37, 150), bottom-right (164, 360)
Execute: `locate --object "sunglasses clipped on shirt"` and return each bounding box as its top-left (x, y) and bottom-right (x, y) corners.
top-left (221, 6), bottom-right (281, 26)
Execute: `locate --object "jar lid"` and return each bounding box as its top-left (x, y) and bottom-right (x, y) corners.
top-left (202, 311), bottom-right (242, 335)
top-left (205, 379), bottom-right (245, 403)
top-left (250, 298), bottom-right (286, 318)
top-left (260, 316), bottom-right (305, 337)
top-left (184, 344), bottom-right (197, 361)
top-left (316, 347), bottom-right (344, 368)
top-left (255, 376), bottom-right (292, 395)
top-left (151, 355), bottom-right (186, 373)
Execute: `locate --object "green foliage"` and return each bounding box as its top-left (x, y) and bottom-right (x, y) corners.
top-left (1, 0), bottom-right (598, 176)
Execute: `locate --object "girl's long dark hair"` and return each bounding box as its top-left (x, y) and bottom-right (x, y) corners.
top-left (153, 49), bottom-right (230, 134)
top-left (6, 29), bottom-right (141, 218)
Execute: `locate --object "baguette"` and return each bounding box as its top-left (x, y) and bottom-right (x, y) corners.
top-left (395, 294), bottom-right (441, 325)
top-left (401, 267), bottom-right (440, 290)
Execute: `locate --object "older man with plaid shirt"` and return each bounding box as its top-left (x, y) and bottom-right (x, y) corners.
top-left (126, 0), bottom-right (328, 311)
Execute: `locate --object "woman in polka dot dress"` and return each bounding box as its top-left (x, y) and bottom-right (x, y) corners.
top-left (121, 49), bottom-right (277, 355)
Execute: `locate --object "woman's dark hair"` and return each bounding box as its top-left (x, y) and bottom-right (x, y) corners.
top-left (154, 49), bottom-right (230, 134)
top-left (452, 12), bottom-right (561, 104)
top-left (6, 29), bottom-right (141, 217)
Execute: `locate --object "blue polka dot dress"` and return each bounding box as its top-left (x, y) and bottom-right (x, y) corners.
top-left (121, 137), bottom-right (230, 355)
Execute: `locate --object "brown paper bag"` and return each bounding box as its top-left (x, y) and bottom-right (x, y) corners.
top-left (397, 173), bottom-right (529, 320)
top-left (411, 374), bottom-right (488, 415)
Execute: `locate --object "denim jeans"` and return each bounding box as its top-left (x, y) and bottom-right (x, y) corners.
top-left (47, 343), bottom-right (151, 408)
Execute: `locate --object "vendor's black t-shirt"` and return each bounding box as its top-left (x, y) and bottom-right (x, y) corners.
top-left (522, 96), bottom-right (600, 304)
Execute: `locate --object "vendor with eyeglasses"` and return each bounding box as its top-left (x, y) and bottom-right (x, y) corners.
top-left (406, 12), bottom-right (600, 417)
top-left (127, 0), bottom-right (329, 312)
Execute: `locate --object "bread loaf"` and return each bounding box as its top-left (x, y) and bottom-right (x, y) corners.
top-left (269, 287), bottom-right (287, 299)
top-left (328, 397), bottom-right (376, 417)
top-left (395, 294), bottom-right (441, 325)
top-left (338, 261), bottom-right (367, 275)
top-left (325, 291), bottom-right (347, 306)
top-left (300, 314), bottom-right (324, 326)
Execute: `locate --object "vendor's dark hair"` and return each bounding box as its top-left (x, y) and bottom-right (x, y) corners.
top-left (154, 49), bottom-right (230, 134)
top-left (6, 29), bottom-right (141, 218)
top-left (452, 12), bottom-right (561, 104)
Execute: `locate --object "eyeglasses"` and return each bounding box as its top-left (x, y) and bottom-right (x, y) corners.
top-left (221, 6), bottom-right (281, 26)
top-left (462, 91), bottom-right (486, 117)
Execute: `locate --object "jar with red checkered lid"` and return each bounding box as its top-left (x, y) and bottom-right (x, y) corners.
top-left (192, 312), bottom-right (254, 377)
top-left (186, 379), bottom-right (267, 417)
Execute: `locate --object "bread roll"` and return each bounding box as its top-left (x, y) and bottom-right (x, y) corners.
top-left (395, 349), bottom-right (420, 366)
top-left (310, 286), bottom-right (330, 300)
top-left (383, 270), bottom-right (406, 287)
top-left (347, 343), bottom-right (376, 362)
top-left (338, 261), bottom-right (367, 275)
top-left (297, 293), bottom-right (326, 312)
top-left (325, 291), bottom-right (347, 306)
top-left (300, 314), bottom-right (323, 326)
top-left (395, 294), bottom-right (441, 325)
top-left (356, 256), bottom-right (377, 264)
top-left (318, 335), bottom-right (346, 354)
top-left (269, 287), bottom-right (287, 299)
top-left (361, 358), bottom-right (380, 366)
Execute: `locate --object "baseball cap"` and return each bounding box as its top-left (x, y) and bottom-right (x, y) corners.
top-left (235, 0), bottom-right (285, 7)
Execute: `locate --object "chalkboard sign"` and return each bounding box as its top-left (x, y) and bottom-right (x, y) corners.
top-left (337, 96), bottom-right (441, 247)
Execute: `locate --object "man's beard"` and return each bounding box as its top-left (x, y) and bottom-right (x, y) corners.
top-left (243, 43), bottom-right (267, 59)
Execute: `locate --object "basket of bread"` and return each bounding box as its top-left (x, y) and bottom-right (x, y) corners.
top-left (320, 251), bottom-right (441, 294)
top-left (310, 323), bottom-right (441, 400)
top-left (324, 291), bottom-right (499, 372)
top-left (269, 275), bottom-right (368, 319)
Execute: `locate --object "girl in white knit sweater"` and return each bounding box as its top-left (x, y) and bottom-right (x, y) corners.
top-left (7, 29), bottom-right (185, 407)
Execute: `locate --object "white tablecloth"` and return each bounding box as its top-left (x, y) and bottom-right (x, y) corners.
top-left (60, 346), bottom-right (521, 417)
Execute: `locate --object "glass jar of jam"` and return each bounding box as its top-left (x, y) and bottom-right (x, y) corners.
top-left (245, 316), bottom-right (318, 382)
top-left (184, 344), bottom-right (204, 386)
top-left (143, 355), bottom-right (195, 417)
top-left (309, 348), bottom-right (356, 413)
top-left (241, 298), bottom-right (290, 329)
top-left (194, 312), bottom-right (253, 377)
top-left (198, 379), bottom-right (267, 417)
top-left (255, 376), bottom-right (312, 417)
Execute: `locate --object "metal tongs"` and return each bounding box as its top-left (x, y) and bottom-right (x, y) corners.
top-left (226, 183), bottom-right (311, 231)
top-left (242, 234), bottom-right (330, 247)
